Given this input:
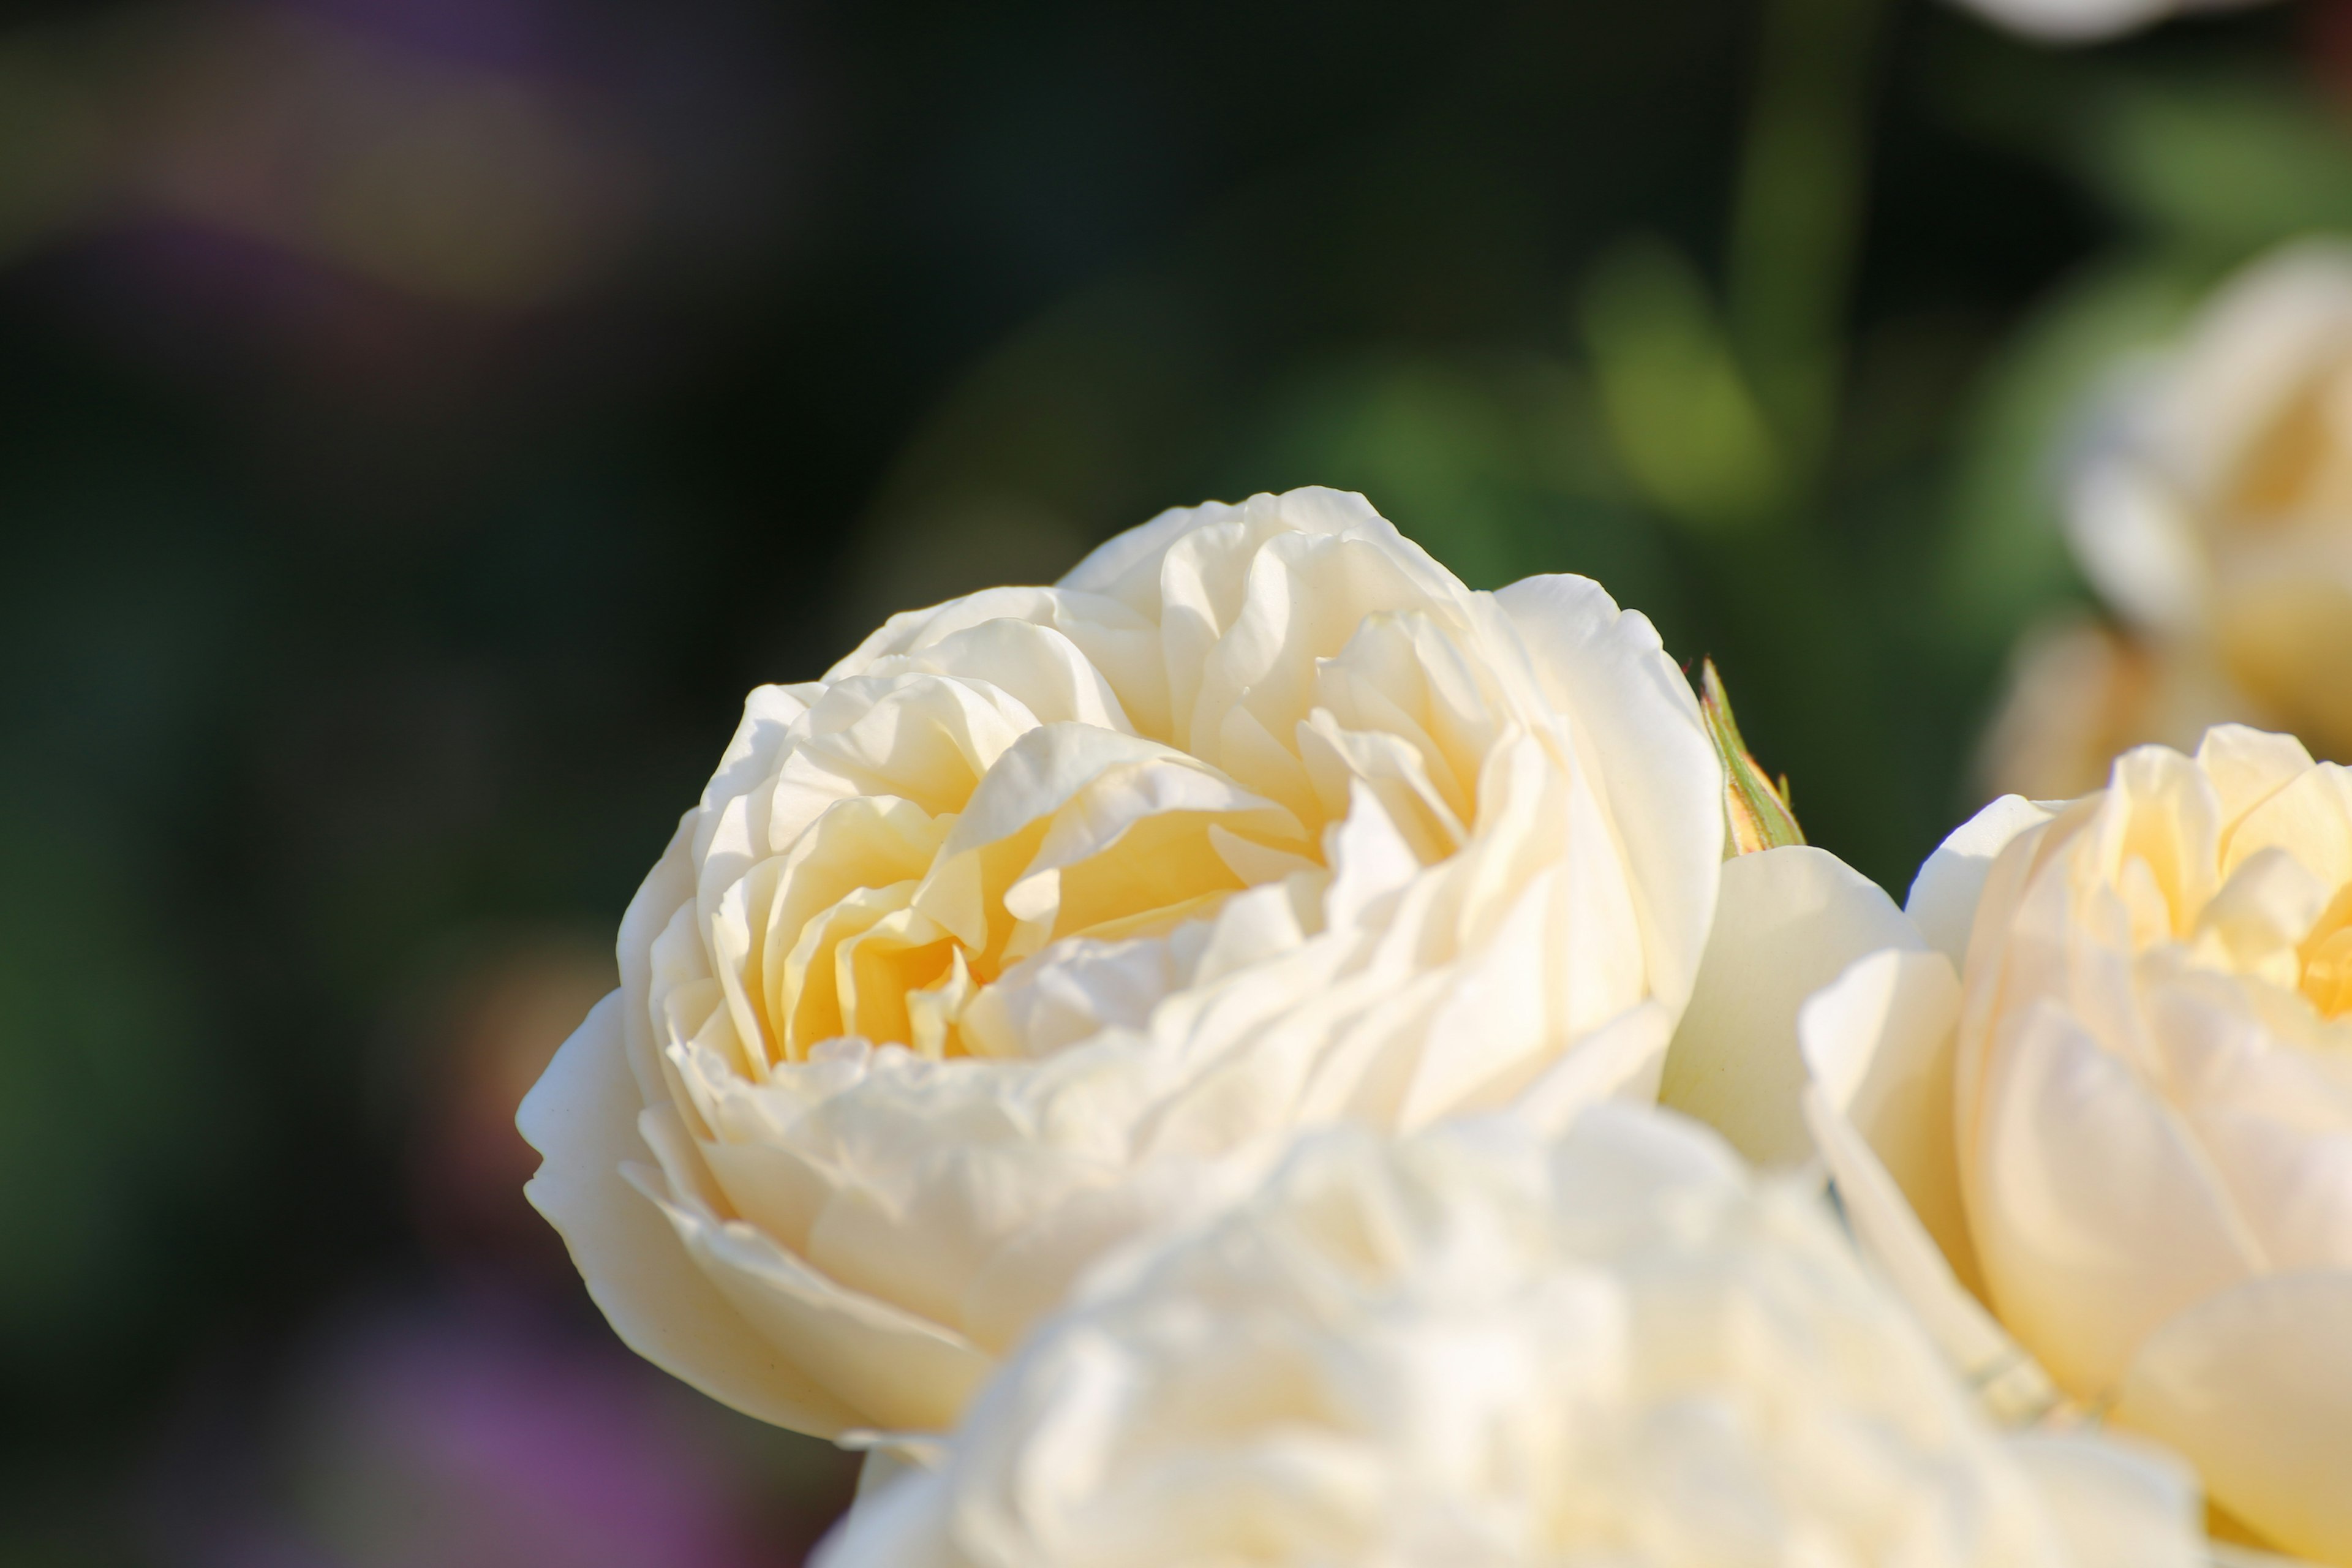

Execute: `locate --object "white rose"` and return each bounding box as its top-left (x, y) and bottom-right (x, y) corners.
top-left (1675, 726), bottom-right (2352, 1563)
top-left (1947, 0), bottom-right (2270, 43)
top-left (2068, 241), bottom-right (2352, 758)
top-left (518, 487), bottom-right (1724, 1439)
top-left (814, 1106), bottom-right (2205, 1568)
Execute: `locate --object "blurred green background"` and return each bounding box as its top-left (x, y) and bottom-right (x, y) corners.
top-left (4, 0), bottom-right (2351, 1561)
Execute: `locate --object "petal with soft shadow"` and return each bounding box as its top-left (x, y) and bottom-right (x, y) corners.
top-left (1492, 573), bottom-right (1722, 1014)
top-left (1968, 1002), bottom-right (2265, 1397)
top-left (1796, 950), bottom-right (2065, 1423)
top-left (2116, 1270), bottom-right (2352, 1566)
top-left (1660, 845), bottom-right (1923, 1167)
top-left (651, 1176), bottom-right (995, 1436)
top-left (1800, 948), bottom-right (1983, 1298)
top-left (1904, 794), bottom-right (2055, 973)
top-left (519, 992), bottom-right (859, 1433)
top-left (2004, 1430), bottom-right (2201, 1568)
top-left (2196, 724), bottom-right (2315, 831)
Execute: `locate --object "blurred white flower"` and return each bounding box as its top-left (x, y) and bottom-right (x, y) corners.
top-left (519, 487), bottom-right (1724, 1439)
top-left (1973, 615), bottom-right (2244, 803)
top-left (815, 1106), bottom-right (2205, 1568)
top-left (1674, 727), bottom-right (2352, 1563)
top-left (1948, 0), bottom-right (2273, 45)
top-left (2068, 242), bottom-right (2352, 756)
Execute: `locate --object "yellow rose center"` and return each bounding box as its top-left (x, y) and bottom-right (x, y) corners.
top-left (2300, 884), bottom-right (2352, 1020)
top-left (763, 740), bottom-right (1333, 1062)
top-left (720, 606), bottom-right (1500, 1068)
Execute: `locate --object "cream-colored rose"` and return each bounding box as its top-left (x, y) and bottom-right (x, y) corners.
top-left (814, 1106), bottom-right (2205, 1568)
top-left (1675, 726), bottom-right (2352, 1563)
top-left (518, 487), bottom-right (1724, 1439)
top-left (2069, 241), bottom-right (2352, 760)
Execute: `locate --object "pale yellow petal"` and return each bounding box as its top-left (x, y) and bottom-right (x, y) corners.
top-left (518, 993), bottom-right (859, 1433)
top-left (1493, 572), bottom-right (1723, 1014)
top-left (1904, 794), bottom-right (2056, 973)
top-left (652, 1174), bottom-right (995, 1434)
top-left (2003, 1430), bottom-right (2202, 1568)
top-left (1968, 1001), bottom-right (2264, 1396)
top-left (2116, 1271), bottom-right (2352, 1566)
top-left (1661, 845), bottom-right (1923, 1167)
top-left (2196, 724), bottom-right (2316, 831)
top-left (1801, 949), bottom-right (1984, 1300)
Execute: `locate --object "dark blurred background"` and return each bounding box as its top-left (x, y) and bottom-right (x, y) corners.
top-left (4, 0), bottom-right (2349, 1561)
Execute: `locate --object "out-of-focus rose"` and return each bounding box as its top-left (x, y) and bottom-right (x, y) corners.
top-left (519, 488), bottom-right (1724, 1440)
top-left (813, 1106), bottom-right (2204, 1568)
top-left (2068, 242), bottom-right (2352, 761)
top-left (1973, 616), bottom-right (2245, 804)
top-left (1676, 726), bottom-right (2352, 1563)
top-left (1947, 0), bottom-right (2272, 44)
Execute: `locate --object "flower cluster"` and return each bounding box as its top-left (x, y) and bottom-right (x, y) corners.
top-left (522, 490), bottom-right (2337, 1565)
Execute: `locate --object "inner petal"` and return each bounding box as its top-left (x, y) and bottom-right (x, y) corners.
top-left (834, 904), bottom-right (960, 1052)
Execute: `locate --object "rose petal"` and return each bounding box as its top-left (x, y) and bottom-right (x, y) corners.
top-left (519, 993), bottom-right (859, 1433)
top-left (1493, 573), bottom-right (1722, 1014)
top-left (1660, 845), bottom-right (1923, 1167)
top-left (1967, 1000), bottom-right (2265, 1396)
top-left (1904, 794), bottom-right (2056, 973)
top-left (2116, 1270), bottom-right (2352, 1565)
top-left (2003, 1430), bottom-right (2202, 1568)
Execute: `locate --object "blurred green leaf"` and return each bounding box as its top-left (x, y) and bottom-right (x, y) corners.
top-left (0, 805), bottom-right (224, 1366)
top-left (1579, 238), bottom-right (1792, 535)
top-left (2079, 76), bottom-right (2352, 258)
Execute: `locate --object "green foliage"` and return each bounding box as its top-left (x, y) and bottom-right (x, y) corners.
top-left (2081, 75), bottom-right (2352, 259)
top-left (1702, 660), bottom-right (1807, 854)
top-left (1578, 239), bottom-right (1793, 537)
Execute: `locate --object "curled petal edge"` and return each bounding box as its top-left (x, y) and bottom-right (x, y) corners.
top-left (519, 992), bottom-right (861, 1434)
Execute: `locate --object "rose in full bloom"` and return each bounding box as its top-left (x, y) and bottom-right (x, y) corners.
top-left (1675, 726), bottom-right (2352, 1563)
top-left (814, 1106), bottom-right (2204, 1568)
top-left (2066, 241), bottom-right (2352, 761)
top-left (518, 488), bottom-right (1724, 1439)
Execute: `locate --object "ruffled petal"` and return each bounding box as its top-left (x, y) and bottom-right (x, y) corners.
top-left (1493, 573), bottom-right (1722, 1013)
top-left (518, 993), bottom-right (859, 1433)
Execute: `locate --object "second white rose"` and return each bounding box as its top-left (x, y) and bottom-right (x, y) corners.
top-left (519, 486), bottom-right (1725, 1439)
top-left (1670, 726), bottom-right (2352, 1564)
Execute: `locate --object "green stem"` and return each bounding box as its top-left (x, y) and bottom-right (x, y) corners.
top-left (1725, 0), bottom-right (1888, 489)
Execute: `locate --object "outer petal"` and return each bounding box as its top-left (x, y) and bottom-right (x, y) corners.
top-left (1968, 1002), bottom-right (2265, 1397)
top-left (1904, 794), bottom-right (2056, 973)
top-left (652, 1183), bottom-right (993, 1434)
top-left (813, 1459), bottom-right (959, 1568)
top-left (1660, 845), bottom-right (1921, 1167)
top-left (1493, 573), bottom-right (1723, 1014)
top-left (518, 993), bottom-right (859, 1433)
top-left (2116, 1271), bottom-right (2352, 1566)
top-left (2003, 1431), bottom-right (2203, 1568)
top-left (1800, 949), bottom-right (2059, 1422)
top-left (1802, 950), bottom-right (1981, 1294)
